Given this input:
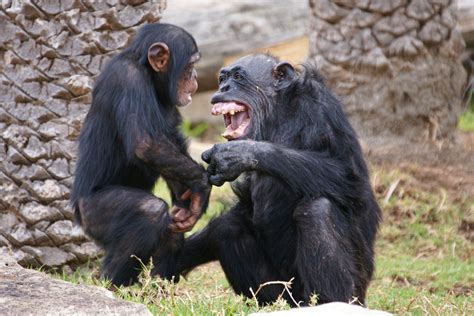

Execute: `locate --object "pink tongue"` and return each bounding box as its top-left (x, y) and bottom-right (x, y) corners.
top-left (211, 102), bottom-right (247, 116)
top-left (230, 111), bottom-right (248, 130)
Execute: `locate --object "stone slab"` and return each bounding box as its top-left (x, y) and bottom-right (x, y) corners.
top-left (0, 254), bottom-right (151, 316)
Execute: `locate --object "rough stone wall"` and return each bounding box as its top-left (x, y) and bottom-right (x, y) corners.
top-left (162, 0), bottom-right (309, 91)
top-left (309, 0), bottom-right (467, 143)
top-left (0, 0), bottom-right (165, 269)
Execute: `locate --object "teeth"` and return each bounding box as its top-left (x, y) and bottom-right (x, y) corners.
top-left (221, 117), bottom-right (251, 140)
top-left (211, 102), bottom-right (247, 116)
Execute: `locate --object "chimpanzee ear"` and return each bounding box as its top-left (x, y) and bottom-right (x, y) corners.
top-left (148, 42), bottom-right (170, 73)
top-left (272, 62), bottom-right (295, 90)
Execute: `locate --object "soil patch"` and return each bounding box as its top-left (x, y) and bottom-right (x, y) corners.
top-left (365, 132), bottom-right (474, 199)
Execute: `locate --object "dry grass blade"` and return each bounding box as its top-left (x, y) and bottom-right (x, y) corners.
top-left (422, 296), bottom-right (440, 316)
top-left (384, 178), bottom-right (401, 204)
top-left (249, 278), bottom-right (301, 307)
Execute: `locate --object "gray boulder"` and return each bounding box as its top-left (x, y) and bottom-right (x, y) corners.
top-left (0, 254), bottom-right (151, 316)
top-left (251, 302), bottom-right (392, 315)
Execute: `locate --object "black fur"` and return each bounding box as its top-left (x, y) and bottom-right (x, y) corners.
top-left (176, 54), bottom-right (381, 305)
top-left (71, 23), bottom-right (209, 286)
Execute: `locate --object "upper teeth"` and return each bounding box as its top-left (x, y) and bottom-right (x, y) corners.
top-left (211, 102), bottom-right (247, 116)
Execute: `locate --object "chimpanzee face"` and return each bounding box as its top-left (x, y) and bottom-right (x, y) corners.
top-left (148, 42), bottom-right (200, 107)
top-left (210, 54), bottom-right (295, 140)
top-left (177, 52), bottom-right (200, 107)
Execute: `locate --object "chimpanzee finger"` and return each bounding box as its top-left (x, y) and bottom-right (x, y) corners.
top-left (179, 189), bottom-right (192, 200)
top-left (169, 222), bottom-right (179, 232)
top-left (180, 214), bottom-right (198, 231)
top-left (207, 159), bottom-right (217, 176)
top-left (190, 193), bottom-right (202, 216)
top-left (168, 221), bottom-right (181, 232)
top-left (209, 174), bottom-right (226, 186)
top-left (170, 215), bottom-right (197, 233)
top-left (173, 222), bottom-right (188, 232)
top-left (201, 147), bottom-right (214, 163)
top-left (169, 212), bottom-right (193, 232)
top-left (171, 206), bottom-right (190, 222)
top-left (169, 222), bottom-right (189, 233)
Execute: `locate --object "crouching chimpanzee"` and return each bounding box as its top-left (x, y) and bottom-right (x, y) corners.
top-left (70, 23), bottom-right (211, 286)
top-left (175, 54), bottom-right (381, 306)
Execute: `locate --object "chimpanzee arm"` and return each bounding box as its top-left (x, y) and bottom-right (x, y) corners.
top-left (165, 178), bottom-right (188, 205)
top-left (115, 87), bottom-right (207, 191)
top-left (109, 68), bottom-right (210, 231)
top-left (136, 135), bottom-right (211, 232)
top-left (110, 69), bottom-right (208, 192)
top-left (202, 140), bottom-right (360, 204)
top-left (135, 133), bottom-right (208, 191)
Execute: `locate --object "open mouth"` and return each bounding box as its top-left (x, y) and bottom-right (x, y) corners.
top-left (211, 101), bottom-right (251, 140)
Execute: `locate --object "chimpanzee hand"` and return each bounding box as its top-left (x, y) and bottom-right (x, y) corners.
top-left (202, 141), bottom-right (259, 186)
top-left (169, 190), bottom-right (197, 233)
top-left (169, 176), bottom-right (211, 233)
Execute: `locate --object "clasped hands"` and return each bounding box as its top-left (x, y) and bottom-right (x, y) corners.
top-left (169, 141), bottom-right (258, 232)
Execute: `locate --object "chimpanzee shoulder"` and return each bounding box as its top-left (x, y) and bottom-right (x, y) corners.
top-left (177, 54), bottom-right (381, 305)
top-left (71, 23), bottom-right (210, 286)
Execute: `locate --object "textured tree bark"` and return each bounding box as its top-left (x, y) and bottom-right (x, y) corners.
top-left (308, 0), bottom-right (468, 144)
top-left (161, 0), bottom-right (308, 91)
top-left (0, 0), bottom-right (166, 269)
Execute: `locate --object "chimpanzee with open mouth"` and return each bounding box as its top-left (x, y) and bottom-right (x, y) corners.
top-left (175, 54), bottom-right (381, 306)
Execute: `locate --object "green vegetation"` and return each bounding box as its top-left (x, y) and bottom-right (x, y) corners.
top-left (459, 98), bottom-right (474, 132)
top-left (366, 169), bottom-right (473, 314)
top-left (459, 110), bottom-right (474, 131)
top-left (181, 120), bottom-right (210, 139)
top-left (52, 168), bottom-right (473, 315)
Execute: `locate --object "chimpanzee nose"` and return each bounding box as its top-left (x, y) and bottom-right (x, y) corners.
top-left (210, 93), bottom-right (220, 104)
top-left (219, 83), bottom-right (230, 93)
top-left (211, 84), bottom-right (233, 104)
top-left (211, 91), bottom-right (228, 104)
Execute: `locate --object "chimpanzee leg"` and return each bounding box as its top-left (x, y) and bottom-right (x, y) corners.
top-left (293, 198), bottom-right (357, 304)
top-left (177, 204), bottom-right (290, 305)
top-left (79, 186), bottom-right (181, 286)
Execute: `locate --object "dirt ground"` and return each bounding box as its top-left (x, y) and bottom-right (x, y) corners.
top-left (184, 88), bottom-right (474, 202)
top-left (364, 132), bottom-right (474, 200)
top-left (190, 131), bottom-right (474, 200)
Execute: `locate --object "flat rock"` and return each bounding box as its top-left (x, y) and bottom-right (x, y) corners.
top-left (0, 254), bottom-right (151, 316)
top-left (251, 302), bottom-right (392, 315)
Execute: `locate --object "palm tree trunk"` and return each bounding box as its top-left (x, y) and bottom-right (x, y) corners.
top-left (308, 0), bottom-right (468, 144)
top-left (0, 0), bottom-right (165, 268)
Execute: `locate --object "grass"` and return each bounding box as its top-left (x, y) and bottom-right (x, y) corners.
top-left (459, 98), bottom-right (474, 132)
top-left (52, 167), bottom-right (473, 315)
top-left (459, 110), bottom-right (474, 131)
top-left (367, 169), bottom-right (473, 314)
top-left (182, 120), bottom-right (210, 139)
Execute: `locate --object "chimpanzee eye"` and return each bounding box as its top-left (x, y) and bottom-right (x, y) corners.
top-left (218, 74), bottom-right (226, 84)
top-left (233, 72), bottom-right (242, 80)
top-left (185, 66), bottom-right (193, 79)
